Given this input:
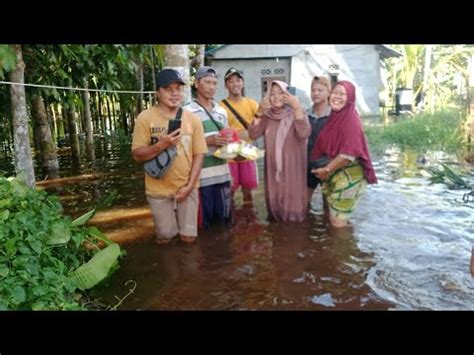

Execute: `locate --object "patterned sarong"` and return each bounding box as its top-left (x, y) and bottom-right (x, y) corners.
top-left (322, 162), bottom-right (368, 220)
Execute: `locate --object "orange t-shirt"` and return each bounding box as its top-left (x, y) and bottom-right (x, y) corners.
top-left (219, 97), bottom-right (259, 137)
top-left (132, 106), bottom-right (208, 197)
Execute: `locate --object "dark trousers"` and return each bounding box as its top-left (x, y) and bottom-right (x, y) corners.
top-left (199, 181), bottom-right (232, 228)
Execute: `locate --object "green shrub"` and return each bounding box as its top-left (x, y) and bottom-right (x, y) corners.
top-left (365, 109), bottom-right (466, 152)
top-left (0, 176), bottom-right (121, 310)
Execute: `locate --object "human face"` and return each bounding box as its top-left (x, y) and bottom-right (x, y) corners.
top-left (225, 75), bottom-right (244, 96)
top-left (329, 84), bottom-right (348, 112)
top-left (269, 84), bottom-right (284, 108)
top-left (196, 76), bottom-right (218, 100)
top-left (157, 82), bottom-right (184, 108)
top-left (311, 82), bottom-right (330, 105)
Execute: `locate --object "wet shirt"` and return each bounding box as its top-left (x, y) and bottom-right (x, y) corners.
top-left (132, 106), bottom-right (208, 197)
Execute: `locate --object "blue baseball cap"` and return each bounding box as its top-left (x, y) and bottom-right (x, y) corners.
top-left (156, 69), bottom-right (186, 89)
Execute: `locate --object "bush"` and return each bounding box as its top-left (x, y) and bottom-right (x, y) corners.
top-left (365, 109), bottom-right (466, 152)
top-left (0, 176), bottom-right (121, 310)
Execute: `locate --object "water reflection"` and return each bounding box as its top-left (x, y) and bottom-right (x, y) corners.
top-left (2, 139), bottom-right (473, 310)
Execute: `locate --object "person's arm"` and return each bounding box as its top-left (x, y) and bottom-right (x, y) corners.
top-left (284, 92), bottom-right (311, 140)
top-left (311, 154), bottom-right (351, 181)
top-left (249, 97), bottom-right (270, 140)
top-left (175, 153), bottom-right (205, 202)
top-left (132, 130), bottom-right (181, 162)
top-left (206, 134), bottom-right (228, 147)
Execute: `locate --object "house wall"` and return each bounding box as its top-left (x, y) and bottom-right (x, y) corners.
top-left (210, 58), bottom-right (291, 103)
top-left (209, 45), bottom-right (384, 116)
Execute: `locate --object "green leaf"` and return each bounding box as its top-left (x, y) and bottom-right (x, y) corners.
top-left (5, 238), bottom-right (17, 257)
top-left (29, 240), bottom-right (43, 254)
top-left (70, 243), bottom-right (121, 290)
top-left (12, 286), bottom-right (26, 304)
top-left (88, 226), bottom-right (112, 245)
top-left (71, 209), bottom-right (95, 226)
top-left (0, 264), bottom-right (9, 278)
top-left (0, 209), bottom-right (9, 221)
top-left (47, 221), bottom-right (71, 245)
top-left (0, 198), bottom-right (12, 209)
top-left (0, 45), bottom-right (17, 73)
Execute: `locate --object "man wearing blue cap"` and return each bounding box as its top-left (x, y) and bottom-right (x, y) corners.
top-left (132, 68), bottom-right (208, 245)
top-left (183, 66), bottom-right (232, 228)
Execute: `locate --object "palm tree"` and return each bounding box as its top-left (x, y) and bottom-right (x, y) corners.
top-left (9, 45), bottom-right (35, 187)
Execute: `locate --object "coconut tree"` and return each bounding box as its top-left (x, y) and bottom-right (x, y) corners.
top-left (164, 45), bottom-right (191, 104)
top-left (8, 45), bottom-right (35, 187)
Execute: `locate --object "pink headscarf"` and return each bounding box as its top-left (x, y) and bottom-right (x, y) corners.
top-left (310, 80), bottom-right (377, 184)
top-left (263, 80), bottom-right (295, 182)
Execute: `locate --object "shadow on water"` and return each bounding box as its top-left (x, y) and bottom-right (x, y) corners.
top-left (2, 139), bottom-right (473, 310)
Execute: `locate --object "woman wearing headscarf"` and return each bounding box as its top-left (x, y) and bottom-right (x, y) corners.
top-left (249, 81), bottom-right (311, 222)
top-left (310, 80), bottom-right (377, 228)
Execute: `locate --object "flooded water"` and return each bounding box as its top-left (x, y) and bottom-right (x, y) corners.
top-left (1, 140), bottom-right (473, 310)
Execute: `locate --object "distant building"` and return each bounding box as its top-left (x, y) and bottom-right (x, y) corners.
top-left (207, 45), bottom-right (401, 117)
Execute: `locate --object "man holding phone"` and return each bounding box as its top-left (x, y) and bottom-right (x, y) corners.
top-left (132, 69), bottom-right (208, 245)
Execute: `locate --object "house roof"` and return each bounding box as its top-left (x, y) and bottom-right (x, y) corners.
top-left (206, 44), bottom-right (402, 60)
top-left (375, 45), bottom-right (402, 59)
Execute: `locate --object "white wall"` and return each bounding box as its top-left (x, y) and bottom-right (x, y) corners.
top-left (210, 58), bottom-right (291, 103)
top-left (209, 44), bottom-right (384, 116)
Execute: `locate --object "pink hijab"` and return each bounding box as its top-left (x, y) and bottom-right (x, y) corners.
top-left (310, 80), bottom-right (377, 184)
top-left (263, 80), bottom-right (295, 182)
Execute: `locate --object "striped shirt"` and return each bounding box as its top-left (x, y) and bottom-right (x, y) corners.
top-left (183, 101), bottom-right (231, 187)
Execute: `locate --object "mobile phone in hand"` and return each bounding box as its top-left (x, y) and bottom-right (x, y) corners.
top-left (168, 119), bottom-right (182, 134)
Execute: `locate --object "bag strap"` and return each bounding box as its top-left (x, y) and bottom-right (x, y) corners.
top-left (194, 101), bottom-right (222, 132)
top-left (222, 99), bottom-right (249, 130)
top-left (175, 107), bottom-right (183, 120)
top-left (154, 149), bottom-right (171, 170)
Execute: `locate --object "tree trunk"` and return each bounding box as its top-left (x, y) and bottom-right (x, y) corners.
top-left (97, 92), bottom-right (105, 136)
top-left (118, 97), bottom-right (128, 136)
top-left (32, 95), bottom-right (59, 176)
top-left (191, 44), bottom-right (205, 70)
top-left (150, 45), bottom-right (157, 87)
top-left (67, 106), bottom-right (81, 163)
top-left (9, 45), bottom-right (35, 187)
top-left (135, 60), bottom-right (144, 117)
top-left (164, 45), bottom-right (191, 104)
top-left (106, 96), bottom-right (112, 134)
top-left (81, 79), bottom-right (95, 160)
top-left (61, 106), bottom-right (69, 137)
top-left (47, 102), bottom-right (56, 143)
top-left (111, 95), bottom-right (117, 131)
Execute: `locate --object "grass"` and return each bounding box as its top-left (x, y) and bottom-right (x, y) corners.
top-left (365, 109), bottom-right (467, 153)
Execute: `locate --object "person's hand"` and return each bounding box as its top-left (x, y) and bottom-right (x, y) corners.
top-left (156, 129), bottom-right (181, 149)
top-left (311, 167), bottom-right (331, 181)
top-left (283, 92), bottom-right (300, 110)
top-left (175, 185), bottom-right (192, 202)
top-left (257, 97), bottom-right (271, 114)
top-left (206, 134), bottom-right (228, 147)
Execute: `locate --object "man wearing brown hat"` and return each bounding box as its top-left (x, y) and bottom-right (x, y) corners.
top-left (132, 68), bottom-right (207, 245)
top-left (307, 75), bottom-right (332, 211)
top-left (219, 67), bottom-right (260, 203)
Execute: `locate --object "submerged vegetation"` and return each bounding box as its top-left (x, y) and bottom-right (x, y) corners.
top-left (0, 175), bottom-right (122, 310)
